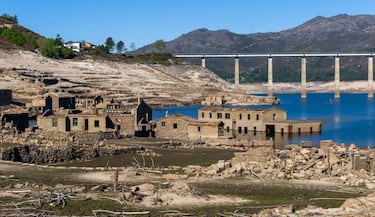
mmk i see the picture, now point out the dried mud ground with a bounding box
[0,153,369,216]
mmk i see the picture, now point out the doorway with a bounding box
[84,119,89,131]
[266,124,275,137]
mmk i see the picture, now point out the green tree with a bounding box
[116,40,125,54]
[90,45,108,55]
[37,37,74,59]
[1,14,18,24]
[154,39,166,53]
[55,33,63,46]
[13,15,18,24]
[0,28,25,46]
[105,37,115,53]
[129,42,136,51]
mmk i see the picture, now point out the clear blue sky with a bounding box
[1,0,374,49]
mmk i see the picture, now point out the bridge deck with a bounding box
[175,53,374,58]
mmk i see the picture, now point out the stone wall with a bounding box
[154,115,191,140]
[1,144,141,164]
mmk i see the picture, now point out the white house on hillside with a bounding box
[64,41,81,52]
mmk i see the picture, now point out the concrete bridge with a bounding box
[175,53,374,99]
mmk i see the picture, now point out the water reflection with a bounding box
[154,93,375,148]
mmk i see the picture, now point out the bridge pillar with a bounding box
[201,57,206,68]
[268,57,273,96]
[235,57,239,87]
[334,56,340,99]
[369,56,374,98]
[301,57,307,99]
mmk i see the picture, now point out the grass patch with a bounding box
[191,180,366,214]
[58,147,239,168]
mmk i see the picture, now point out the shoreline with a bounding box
[240,80,374,94]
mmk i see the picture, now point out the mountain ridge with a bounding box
[137,14,375,82]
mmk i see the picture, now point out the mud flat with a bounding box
[1,138,374,216]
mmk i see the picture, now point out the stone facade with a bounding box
[75,95,103,109]
[107,115,135,137]
[38,113,108,133]
[45,94,76,112]
[199,106,321,136]
[154,114,194,140]
[37,98,152,137]
[187,121,224,140]
[154,114,224,140]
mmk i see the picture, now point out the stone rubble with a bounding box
[181,140,375,189]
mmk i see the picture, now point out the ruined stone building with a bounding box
[37,97,152,137]
[75,95,103,109]
[45,93,76,112]
[0,105,29,132]
[26,98,46,116]
[154,106,321,141]
[199,106,321,136]
[0,89,29,132]
[153,114,224,140]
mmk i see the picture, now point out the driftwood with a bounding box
[218,211,252,217]
[250,169,264,181]
[92,209,150,216]
[163,213,194,216]
[132,155,162,175]
[159,210,194,217]
[5,190,32,193]
[309,197,347,201]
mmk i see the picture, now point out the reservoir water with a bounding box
[153,93,375,148]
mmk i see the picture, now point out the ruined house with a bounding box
[38,110,109,133]
[199,106,321,137]
[75,95,103,109]
[26,98,46,116]
[37,98,152,137]
[154,114,196,140]
[0,105,29,132]
[153,114,224,140]
[96,98,152,136]
[45,93,76,112]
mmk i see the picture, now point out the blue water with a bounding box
[153,93,375,148]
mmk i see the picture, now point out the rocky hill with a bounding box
[137,14,375,82]
[0,49,279,107]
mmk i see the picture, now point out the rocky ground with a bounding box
[1,134,375,216]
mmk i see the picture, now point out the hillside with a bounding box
[137,14,375,82]
[0,49,281,107]
[0,49,212,105]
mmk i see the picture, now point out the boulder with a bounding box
[170,181,191,195]
[216,160,226,172]
[292,172,305,179]
[277,172,285,178]
[365,180,375,190]
[300,148,311,155]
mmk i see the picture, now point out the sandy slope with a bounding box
[0,49,234,105]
